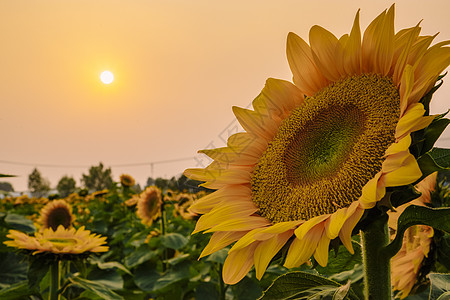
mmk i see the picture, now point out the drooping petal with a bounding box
[285,224,324,268]
[254,230,293,279]
[223,243,259,285]
[383,154,422,187]
[338,206,364,254]
[200,231,247,258]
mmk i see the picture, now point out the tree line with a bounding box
[0,162,211,197]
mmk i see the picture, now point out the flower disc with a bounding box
[38,199,75,230]
[252,74,400,223]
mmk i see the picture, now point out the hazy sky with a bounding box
[2,0,450,191]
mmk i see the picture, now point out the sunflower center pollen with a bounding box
[251,74,400,223]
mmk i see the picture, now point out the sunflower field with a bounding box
[0,179,292,300]
[1,172,450,300]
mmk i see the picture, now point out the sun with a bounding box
[100,70,114,84]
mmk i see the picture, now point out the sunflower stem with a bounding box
[160,205,168,272]
[360,214,392,300]
[49,259,61,300]
[218,263,226,300]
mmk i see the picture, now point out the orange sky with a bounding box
[2,0,450,191]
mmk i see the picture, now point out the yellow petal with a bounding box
[206,216,271,233]
[385,135,411,156]
[227,132,267,155]
[342,9,361,75]
[184,167,251,189]
[232,106,279,141]
[253,220,302,240]
[198,147,259,166]
[338,206,364,254]
[254,231,293,280]
[193,201,258,234]
[286,32,329,96]
[399,64,415,116]
[362,5,395,75]
[325,208,348,239]
[383,154,422,187]
[313,230,331,267]
[309,25,343,81]
[223,243,258,285]
[382,151,411,173]
[393,25,421,86]
[284,224,323,268]
[395,103,435,139]
[254,78,304,119]
[229,227,267,253]
[200,231,247,259]
[294,214,330,240]
[189,185,251,214]
[359,172,384,209]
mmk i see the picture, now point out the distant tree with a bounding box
[28,168,51,197]
[0,182,14,192]
[81,162,113,192]
[57,175,77,197]
[146,177,155,187]
[154,177,168,190]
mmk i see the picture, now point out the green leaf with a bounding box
[316,241,362,278]
[429,148,450,168]
[88,256,132,275]
[382,205,450,258]
[429,273,450,300]
[195,282,220,300]
[205,248,228,264]
[27,256,51,291]
[0,281,36,300]
[420,77,444,115]
[69,276,124,300]
[124,244,156,268]
[160,233,189,250]
[259,271,360,300]
[133,261,191,293]
[87,269,123,290]
[422,118,450,155]
[232,276,263,300]
[4,213,35,233]
[436,233,450,270]
[0,253,27,289]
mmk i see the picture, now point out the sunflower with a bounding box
[184,5,450,284]
[173,193,197,220]
[389,172,437,298]
[4,225,108,255]
[120,174,135,187]
[136,186,162,226]
[38,199,75,231]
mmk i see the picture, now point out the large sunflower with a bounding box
[184,5,450,284]
[4,225,108,255]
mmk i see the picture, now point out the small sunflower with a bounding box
[124,194,140,207]
[185,6,450,284]
[173,193,197,220]
[38,199,75,231]
[4,225,108,255]
[120,174,135,188]
[389,172,437,298]
[136,186,162,226]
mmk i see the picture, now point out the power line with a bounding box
[0,157,194,169]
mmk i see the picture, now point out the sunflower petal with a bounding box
[200,231,247,258]
[285,224,323,268]
[338,206,364,254]
[287,32,329,96]
[310,25,343,81]
[233,106,279,140]
[223,243,258,285]
[383,154,422,187]
[313,230,331,267]
[342,9,361,75]
[295,214,330,240]
[325,208,348,239]
[395,103,435,139]
[254,231,293,280]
